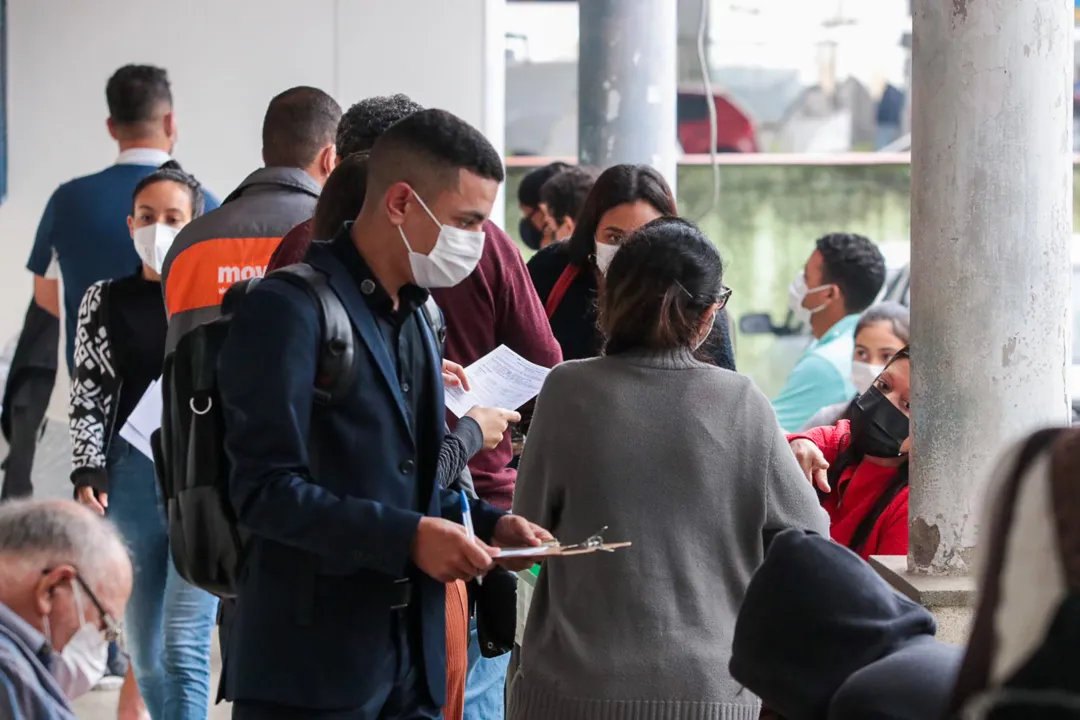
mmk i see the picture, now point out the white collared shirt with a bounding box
[116,148,172,167]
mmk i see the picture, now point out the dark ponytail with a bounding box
[132,160,205,217]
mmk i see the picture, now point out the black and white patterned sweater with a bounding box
[69,271,167,494]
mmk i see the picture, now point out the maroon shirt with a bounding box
[269,217,562,510]
[433,222,562,509]
[267,218,316,271]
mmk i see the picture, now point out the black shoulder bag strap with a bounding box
[269,264,356,404]
[847,465,909,556]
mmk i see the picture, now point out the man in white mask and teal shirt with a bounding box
[772,233,886,432]
[0,499,132,719]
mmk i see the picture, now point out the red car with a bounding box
[677,90,759,154]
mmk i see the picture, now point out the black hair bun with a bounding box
[158,159,183,171]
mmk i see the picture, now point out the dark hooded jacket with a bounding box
[730,529,962,720]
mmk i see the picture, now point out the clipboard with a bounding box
[495,526,631,559]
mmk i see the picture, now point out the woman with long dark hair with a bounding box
[510,217,825,720]
[788,348,912,560]
[527,164,736,369]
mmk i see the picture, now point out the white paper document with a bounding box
[444,345,550,418]
[119,378,163,461]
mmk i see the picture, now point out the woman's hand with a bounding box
[465,407,522,450]
[790,438,831,493]
[76,486,108,515]
[491,515,555,572]
[442,360,470,391]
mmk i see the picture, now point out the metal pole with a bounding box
[578,0,678,192]
[909,0,1072,575]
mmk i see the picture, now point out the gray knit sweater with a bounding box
[509,349,830,720]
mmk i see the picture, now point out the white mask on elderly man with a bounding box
[133,223,181,274]
[46,580,109,699]
[851,361,885,396]
[398,190,485,288]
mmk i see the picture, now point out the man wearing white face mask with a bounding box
[217,109,553,719]
[0,499,132,718]
[772,233,886,432]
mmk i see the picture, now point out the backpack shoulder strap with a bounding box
[545,264,581,320]
[948,427,1066,715]
[1049,428,1080,593]
[421,296,447,358]
[269,264,356,403]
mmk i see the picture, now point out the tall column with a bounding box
[909,0,1072,574]
[579,0,678,191]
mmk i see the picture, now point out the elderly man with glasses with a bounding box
[0,499,132,719]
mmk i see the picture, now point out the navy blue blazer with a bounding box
[217,240,504,710]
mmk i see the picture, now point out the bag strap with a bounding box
[421,296,447,359]
[545,264,582,320]
[847,464,908,556]
[269,265,356,404]
[947,427,1065,716]
[1049,429,1080,594]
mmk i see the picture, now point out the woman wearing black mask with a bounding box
[787,347,911,560]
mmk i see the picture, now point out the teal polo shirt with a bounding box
[772,314,859,432]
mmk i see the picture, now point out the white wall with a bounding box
[1,0,505,418]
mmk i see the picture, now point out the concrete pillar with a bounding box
[908,0,1072,575]
[578,0,678,191]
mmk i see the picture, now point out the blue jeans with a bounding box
[107,438,219,720]
[463,620,510,720]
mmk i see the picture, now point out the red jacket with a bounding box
[787,420,908,560]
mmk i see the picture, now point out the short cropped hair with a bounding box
[815,233,887,314]
[336,94,424,159]
[367,109,504,198]
[262,87,343,169]
[540,166,599,225]
[517,162,571,208]
[0,500,128,587]
[106,65,172,125]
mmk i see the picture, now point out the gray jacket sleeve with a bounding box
[760,393,831,536]
[512,365,566,531]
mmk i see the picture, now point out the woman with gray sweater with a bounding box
[510,217,829,720]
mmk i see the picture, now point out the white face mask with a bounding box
[133,223,180,274]
[595,242,619,275]
[851,360,885,395]
[398,191,485,288]
[46,581,109,699]
[787,270,834,325]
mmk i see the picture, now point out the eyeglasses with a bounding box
[718,286,733,310]
[73,573,122,644]
[42,568,122,644]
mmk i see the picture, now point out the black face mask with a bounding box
[519,217,544,251]
[849,385,910,458]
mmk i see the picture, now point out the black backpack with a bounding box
[152,264,356,597]
[153,263,446,598]
[947,428,1080,719]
